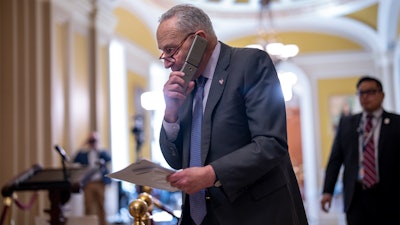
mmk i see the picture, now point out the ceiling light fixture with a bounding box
[247,0,299,65]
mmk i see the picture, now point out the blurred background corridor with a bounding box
[1,0,399,224]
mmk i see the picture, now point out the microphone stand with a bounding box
[54,145,70,181]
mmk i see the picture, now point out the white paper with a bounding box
[106,159,179,192]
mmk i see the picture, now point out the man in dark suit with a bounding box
[321,76,400,225]
[157,4,308,225]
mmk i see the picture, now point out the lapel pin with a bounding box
[384,118,390,124]
[219,79,224,85]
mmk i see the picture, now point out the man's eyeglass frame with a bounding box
[356,89,382,97]
[159,32,196,62]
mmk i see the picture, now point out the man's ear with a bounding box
[195,30,206,39]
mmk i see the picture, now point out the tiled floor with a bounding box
[305,194,347,225]
[308,212,346,225]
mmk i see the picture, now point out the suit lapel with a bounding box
[352,114,362,161]
[378,111,390,162]
[201,43,231,164]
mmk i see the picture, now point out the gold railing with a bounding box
[129,186,178,225]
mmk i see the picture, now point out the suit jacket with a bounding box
[322,111,400,212]
[160,42,308,225]
[73,150,112,185]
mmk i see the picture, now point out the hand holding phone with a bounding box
[181,35,208,88]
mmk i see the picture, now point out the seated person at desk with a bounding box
[73,131,111,225]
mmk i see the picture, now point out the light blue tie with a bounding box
[189,76,207,225]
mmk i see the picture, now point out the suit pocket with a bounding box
[250,165,287,200]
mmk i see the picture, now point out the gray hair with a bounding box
[159,4,216,38]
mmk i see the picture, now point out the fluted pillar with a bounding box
[0,0,117,223]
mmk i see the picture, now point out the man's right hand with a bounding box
[320,193,333,213]
[163,71,195,123]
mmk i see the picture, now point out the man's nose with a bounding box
[164,60,173,68]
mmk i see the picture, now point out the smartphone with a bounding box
[181,35,208,88]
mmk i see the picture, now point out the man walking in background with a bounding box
[321,76,400,225]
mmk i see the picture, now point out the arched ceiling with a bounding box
[114,0,399,57]
[146,0,377,18]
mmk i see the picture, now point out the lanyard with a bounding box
[358,114,380,151]
[361,120,378,151]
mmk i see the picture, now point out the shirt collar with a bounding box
[202,42,221,81]
[363,108,383,119]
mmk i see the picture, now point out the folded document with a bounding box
[106,159,179,192]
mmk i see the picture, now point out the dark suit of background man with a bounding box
[73,131,111,225]
[157,4,308,225]
[321,76,400,225]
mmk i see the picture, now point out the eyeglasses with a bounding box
[159,32,195,62]
[357,89,381,97]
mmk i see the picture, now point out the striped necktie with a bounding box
[189,76,207,225]
[362,114,377,188]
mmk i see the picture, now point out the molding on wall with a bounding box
[115,36,156,77]
[292,50,374,78]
